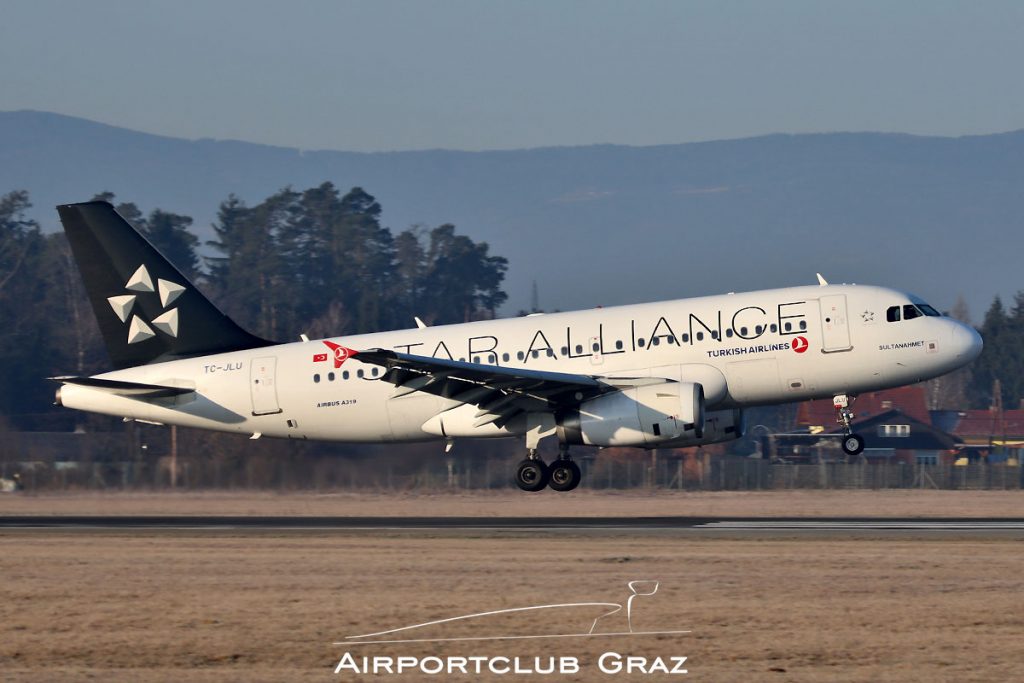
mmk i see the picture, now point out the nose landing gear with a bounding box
[834,394,865,455]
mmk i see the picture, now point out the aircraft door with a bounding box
[250,356,282,415]
[819,295,853,353]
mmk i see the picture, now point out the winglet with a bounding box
[816,273,828,286]
[414,317,428,329]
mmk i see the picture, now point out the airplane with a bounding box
[52,201,983,492]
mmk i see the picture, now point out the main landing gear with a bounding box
[514,444,582,492]
[834,394,865,456]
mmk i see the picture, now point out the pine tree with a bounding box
[969,296,1011,408]
[143,209,200,280]
[0,191,55,424]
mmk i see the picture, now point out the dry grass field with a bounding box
[3,491,1024,681]
[2,488,1024,518]
[3,527,1024,682]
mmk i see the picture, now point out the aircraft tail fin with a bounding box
[56,201,272,369]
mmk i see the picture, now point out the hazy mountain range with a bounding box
[2,109,1021,319]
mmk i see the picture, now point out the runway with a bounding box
[3,515,1024,533]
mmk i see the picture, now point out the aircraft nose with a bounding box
[952,323,983,362]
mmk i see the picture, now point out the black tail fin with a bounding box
[57,201,272,369]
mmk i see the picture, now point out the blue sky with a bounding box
[2,1,1023,151]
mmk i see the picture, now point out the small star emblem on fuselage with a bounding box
[861,310,875,322]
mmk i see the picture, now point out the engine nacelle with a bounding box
[660,409,746,448]
[557,381,705,448]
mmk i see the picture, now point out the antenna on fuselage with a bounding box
[816,273,829,286]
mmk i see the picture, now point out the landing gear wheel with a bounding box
[514,459,549,492]
[548,460,582,492]
[842,433,865,456]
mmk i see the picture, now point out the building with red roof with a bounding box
[945,409,1024,462]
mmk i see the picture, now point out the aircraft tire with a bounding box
[841,433,865,456]
[548,460,582,492]
[514,459,549,492]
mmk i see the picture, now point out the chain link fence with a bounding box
[1,431,1021,492]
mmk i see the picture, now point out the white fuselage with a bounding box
[58,284,981,444]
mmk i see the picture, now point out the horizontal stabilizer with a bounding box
[52,376,195,399]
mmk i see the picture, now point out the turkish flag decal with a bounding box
[313,353,328,363]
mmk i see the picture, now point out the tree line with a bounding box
[0,184,507,429]
[1,182,1022,432]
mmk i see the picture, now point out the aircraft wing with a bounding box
[356,348,626,428]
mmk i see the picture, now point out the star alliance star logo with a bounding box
[861,310,875,322]
[106,264,186,344]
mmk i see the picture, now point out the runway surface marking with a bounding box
[3,516,1024,532]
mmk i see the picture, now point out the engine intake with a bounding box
[557,381,705,448]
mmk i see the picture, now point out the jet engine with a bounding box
[557,381,705,448]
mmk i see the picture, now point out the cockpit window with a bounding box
[903,304,922,320]
[888,303,939,322]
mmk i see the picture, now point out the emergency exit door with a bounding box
[250,357,282,415]
[819,295,853,353]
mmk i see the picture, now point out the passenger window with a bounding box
[575,344,583,354]
[343,371,350,380]
[770,324,778,333]
[592,342,600,352]
[517,351,525,361]
[560,346,568,355]
[531,350,539,359]
[739,327,748,336]
[652,337,660,346]
[357,369,364,378]
[784,322,792,332]
[313,374,320,383]
[615,340,624,350]
[887,306,901,322]
[637,338,645,347]
[726,329,734,338]
[473,356,480,363]
[696,332,704,341]
[903,304,922,320]
[755,325,763,334]
[711,331,719,340]
[799,320,807,330]
[546,349,554,357]
[328,372,335,381]
[682,333,690,343]
[371,367,379,377]
[502,353,510,362]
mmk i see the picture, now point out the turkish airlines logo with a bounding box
[315,340,358,368]
[792,336,809,354]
